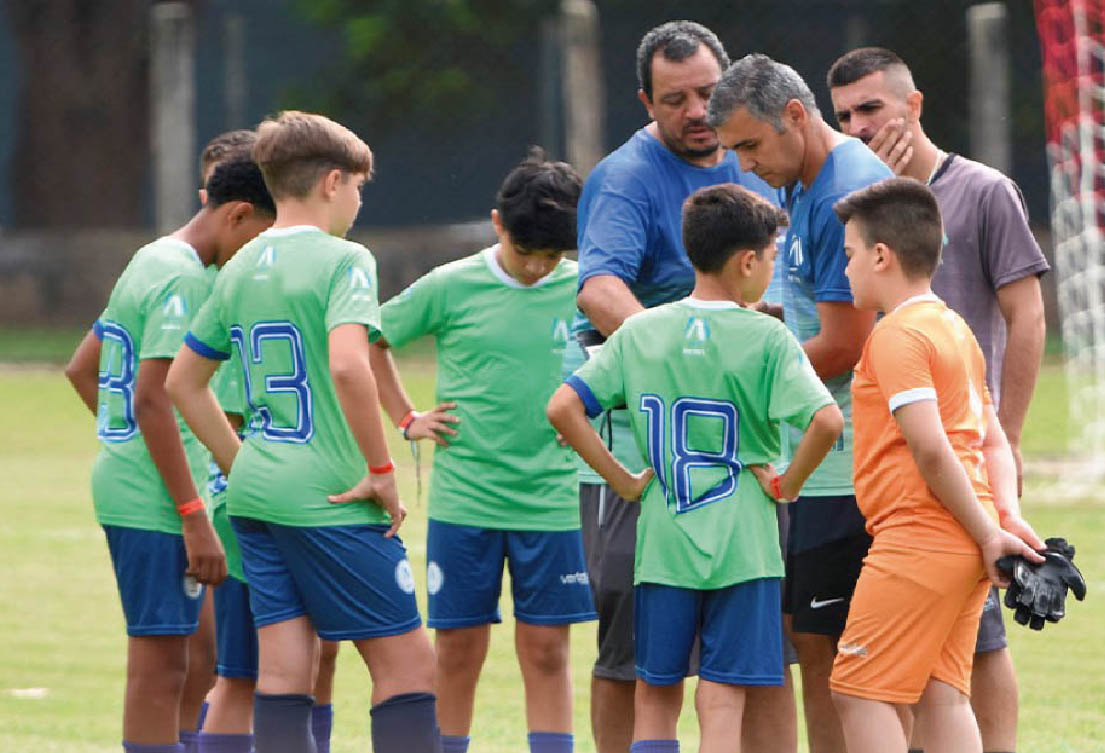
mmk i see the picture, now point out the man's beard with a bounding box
[657,121,719,160]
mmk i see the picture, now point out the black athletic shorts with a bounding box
[783,495,872,636]
[975,585,1007,653]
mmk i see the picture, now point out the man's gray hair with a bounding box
[706,53,819,132]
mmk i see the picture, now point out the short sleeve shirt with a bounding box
[780,138,893,495]
[930,155,1050,406]
[851,295,996,554]
[565,128,783,483]
[380,248,580,531]
[186,225,387,528]
[568,299,834,589]
[90,237,213,534]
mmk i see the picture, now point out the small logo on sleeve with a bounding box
[349,266,374,301]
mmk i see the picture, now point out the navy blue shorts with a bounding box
[426,519,597,629]
[214,574,259,679]
[231,517,421,642]
[635,578,783,687]
[103,525,204,637]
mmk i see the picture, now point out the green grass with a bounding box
[1,350,1102,751]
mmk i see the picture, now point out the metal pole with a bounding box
[151,2,196,233]
[224,12,247,130]
[560,0,603,177]
[968,2,1011,174]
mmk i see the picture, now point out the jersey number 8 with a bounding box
[639,395,742,513]
[231,321,314,443]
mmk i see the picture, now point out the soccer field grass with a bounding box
[0,345,1102,751]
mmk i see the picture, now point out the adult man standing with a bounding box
[567,21,791,753]
[706,53,892,753]
[827,47,1049,753]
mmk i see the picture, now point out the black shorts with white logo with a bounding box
[783,495,872,636]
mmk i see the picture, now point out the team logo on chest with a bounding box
[550,317,569,354]
[788,235,804,268]
[683,316,709,356]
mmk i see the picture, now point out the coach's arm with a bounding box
[803,301,875,381]
[995,275,1046,495]
[577,275,645,337]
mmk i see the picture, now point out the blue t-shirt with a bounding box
[779,137,893,500]
[566,127,781,482]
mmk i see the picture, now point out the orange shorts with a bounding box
[829,540,990,704]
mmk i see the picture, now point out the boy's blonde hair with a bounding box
[252,111,374,200]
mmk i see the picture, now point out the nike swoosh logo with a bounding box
[810,597,845,609]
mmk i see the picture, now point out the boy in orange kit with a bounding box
[828,177,1044,753]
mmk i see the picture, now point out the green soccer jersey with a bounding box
[380,247,580,531]
[91,237,213,534]
[569,299,834,589]
[208,356,246,580]
[187,225,388,528]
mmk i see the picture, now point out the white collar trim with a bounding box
[684,297,741,310]
[482,245,553,289]
[262,225,325,237]
[891,292,941,314]
[160,237,202,266]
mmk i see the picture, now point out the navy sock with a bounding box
[370,692,442,753]
[254,693,316,753]
[629,741,679,753]
[196,733,254,753]
[311,704,333,753]
[122,743,185,753]
[180,730,199,753]
[196,701,210,732]
[441,735,470,753]
[528,731,573,753]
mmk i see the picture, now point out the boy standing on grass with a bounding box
[193,131,342,753]
[828,177,1044,753]
[548,183,844,753]
[166,110,440,753]
[368,149,596,753]
[64,160,276,753]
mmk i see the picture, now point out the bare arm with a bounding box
[327,323,405,535]
[369,338,459,446]
[894,400,1041,584]
[165,347,240,475]
[547,384,652,500]
[137,357,226,585]
[804,302,875,381]
[778,404,844,499]
[577,275,646,337]
[995,275,1046,495]
[65,330,101,415]
[981,403,1044,548]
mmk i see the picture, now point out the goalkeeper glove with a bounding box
[996,537,1087,630]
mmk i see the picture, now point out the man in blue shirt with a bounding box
[566,21,792,753]
[707,53,892,753]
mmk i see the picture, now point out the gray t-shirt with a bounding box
[930,154,1050,407]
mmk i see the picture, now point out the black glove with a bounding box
[996,537,1087,630]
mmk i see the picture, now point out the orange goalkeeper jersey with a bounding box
[851,294,996,553]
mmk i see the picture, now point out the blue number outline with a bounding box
[97,321,137,441]
[231,321,314,443]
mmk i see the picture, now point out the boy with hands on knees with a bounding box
[828,177,1044,753]
[549,184,843,753]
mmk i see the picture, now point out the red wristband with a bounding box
[369,459,395,475]
[770,475,785,501]
[398,410,417,431]
[176,497,205,516]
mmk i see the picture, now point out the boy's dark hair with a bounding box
[252,111,373,200]
[826,47,909,90]
[496,147,582,252]
[636,21,729,101]
[833,177,943,278]
[199,129,257,184]
[682,184,789,273]
[205,158,277,216]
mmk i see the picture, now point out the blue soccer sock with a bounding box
[196,733,253,753]
[528,731,573,753]
[629,741,679,753]
[179,729,199,753]
[441,735,470,753]
[311,703,333,753]
[370,692,441,753]
[254,693,316,753]
[122,743,185,753]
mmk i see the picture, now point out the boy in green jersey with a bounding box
[166,111,440,753]
[369,150,595,753]
[549,184,844,753]
[192,132,341,753]
[64,159,276,753]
